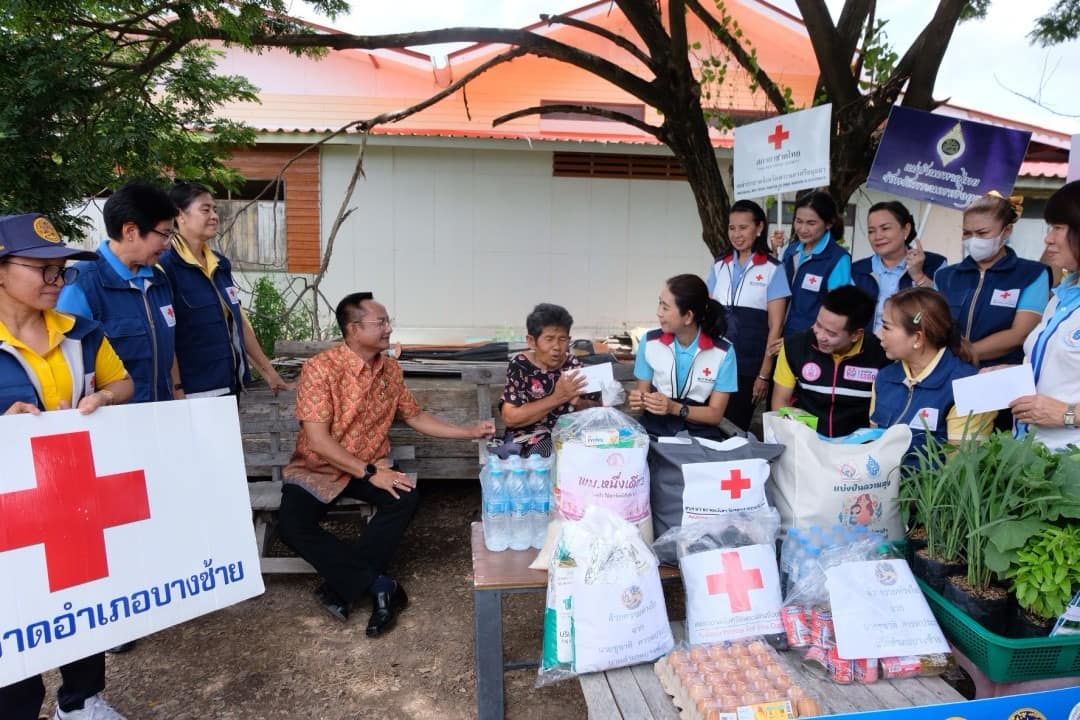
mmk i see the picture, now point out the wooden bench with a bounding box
[468,521,681,720]
[579,622,966,719]
[240,363,503,574]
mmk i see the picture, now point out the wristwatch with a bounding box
[1065,404,1076,429]
[678,403,690,420]
[360,463,378,482]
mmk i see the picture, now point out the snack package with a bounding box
[551,407,652,540]
[763,412,910,540]
[538,506,674,686]
[647,432,785,541]
[655,639,824,718]
[781,537,953,684]
[654,509,785,646]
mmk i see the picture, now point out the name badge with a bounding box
[160,304,177,327]
[225,286,241,305]
[989,288,1020,308]
[801,273,823,292]
[909,407,939,432]
[843,366,879,384]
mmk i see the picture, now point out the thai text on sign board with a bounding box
[733,104,832,199]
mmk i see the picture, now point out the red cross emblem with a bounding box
[165,307,175,319]
[720,468,751,499]
[807,276,818,285]
[1000,291,1011,299]
[920,409,930,418]
[0,432,150,592]
[706,551,764,613]
[755,274,764,281]
[702,367,712,377]
[767,123,790,150]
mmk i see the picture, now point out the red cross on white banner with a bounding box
[767,123,790,150]
[720,468,751,499]
[0,431,150,592]
[706,551,764,613]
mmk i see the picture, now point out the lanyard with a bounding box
[1029,285,1080,386]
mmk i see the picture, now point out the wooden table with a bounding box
[579,622,966,719]
[470,522,680,720]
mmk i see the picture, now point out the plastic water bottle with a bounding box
[507,456,532,551]
[527,455,552,549]
[482,456,510,551]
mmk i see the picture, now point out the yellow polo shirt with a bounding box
[869,348,995,443]
[773,337,866,389]
[0,310,128,410]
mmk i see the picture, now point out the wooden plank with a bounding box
[580,673,622,720]
[628,664,680,720]
[605,665,656,719]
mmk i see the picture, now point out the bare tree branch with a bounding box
[685,0,791,113]
[795,0,860,107]
[893,0,967,109]
[491,103,664,138]
[995,72,1080,118]
[540,12,654,70]
[612,0,672,60]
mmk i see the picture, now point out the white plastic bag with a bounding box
[763,412,910,541]
[538,507,673,685]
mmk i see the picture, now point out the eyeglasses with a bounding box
[352,317,394,330]
[5,261,79,286]
[147,228,177,243]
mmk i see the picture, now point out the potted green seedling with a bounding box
[1005,524,1080,637]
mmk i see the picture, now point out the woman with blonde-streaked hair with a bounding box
[871,287,995,457]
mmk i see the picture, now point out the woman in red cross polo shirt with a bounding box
[0,213,133,720]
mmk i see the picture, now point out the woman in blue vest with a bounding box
[935,192,1050,367]
[852,201,947,333]
[707,200,790,431]
[160,182,292,397]
[629,274,738,440]
[1011,180,1080,452]
[781,191,852,335]
[0,213,134,720]
[871,287,994,458]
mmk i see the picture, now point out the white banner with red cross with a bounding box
[681,458,770,526]
[733,104,832,200]
[0,397,264,686]
[681,544,783,645]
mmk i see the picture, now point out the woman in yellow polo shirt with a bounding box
[0,213,133,720]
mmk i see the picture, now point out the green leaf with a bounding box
[985,544,1016,574]
[987,518,1049,552]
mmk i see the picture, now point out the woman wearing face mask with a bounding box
[781,190,853,336]
[852,201,947,332]
[935,192,1050,367]
[706,200,790,431]
[159,182,293,398]
[629,274,738,440]
[1011,181,1080,451]
[872,287,995,458]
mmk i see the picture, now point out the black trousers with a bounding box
[725,373,762,433]
[278,477,420,604]
[0,652,105,720]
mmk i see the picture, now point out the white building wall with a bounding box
[312,144,713,343]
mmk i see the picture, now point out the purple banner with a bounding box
[867,106,1031,209]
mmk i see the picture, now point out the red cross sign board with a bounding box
[681,544,783,644]
[0,396,264,686]
[681,458,769,525]
[733,104,832,200]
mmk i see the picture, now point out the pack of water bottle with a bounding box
[779,524,884,596]
[481,454,554,552]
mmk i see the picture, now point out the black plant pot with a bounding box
[1007,605,1056,639]
[910,548,965,593]
[905,537,927,563]
[943,575,1012,636]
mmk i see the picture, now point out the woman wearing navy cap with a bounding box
[0,213,133,719]
[160,182,292,398]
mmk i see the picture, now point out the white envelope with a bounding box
[952,364,1036,415]
[570,362,615,393]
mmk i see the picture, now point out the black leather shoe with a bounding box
[366,582,408,637]
[107,641,136,654]
[315,582,351,623]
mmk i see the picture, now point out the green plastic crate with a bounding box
[918,578,1080,682]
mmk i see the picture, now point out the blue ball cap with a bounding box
[0,213,97,261]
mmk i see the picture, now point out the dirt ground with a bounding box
[41,479,587,720]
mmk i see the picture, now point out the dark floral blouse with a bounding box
[500,352,582,436]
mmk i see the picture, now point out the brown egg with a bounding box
[744,667,765,683]
[797,696,823,717]
[771,674,792,691]
[703,671,727,689]
[747,639,770,656]
[707,644,729,660]
[689,646,709,662]
[742,692,765,706]
[717,694,739,712]
[668,650,690,668]
[734,655,755,669]
[764,662,785,677]
[730,681,749,697]
[689,682,713,703]
[729,642,750,657]
[712,658,737,674]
